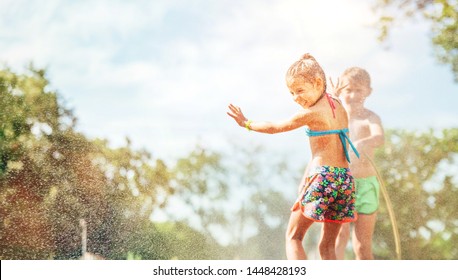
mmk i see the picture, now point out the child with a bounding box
[227,53,359,260]
[331,67,385,260]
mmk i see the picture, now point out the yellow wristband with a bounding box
[245,120,253,131]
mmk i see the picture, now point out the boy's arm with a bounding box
[356,113,385,149]
[227,104,312,134]
[329,77,348,98]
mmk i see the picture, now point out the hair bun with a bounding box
[300,53,314,60]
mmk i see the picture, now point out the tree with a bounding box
[0,67,227,259]
[110,144,231,260]
[374,0,458,81]
[1,66,79,258]
[219,143,305,259]
[372,128,458,259]
[170,146,229,238]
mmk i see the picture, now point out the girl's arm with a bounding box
[227,104,310,134]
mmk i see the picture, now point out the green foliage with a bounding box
[1,67,79,259]
[220,143,300,259]
[373,128,458,259]
[0,67,228,259]
[171,146,229,234]
[432,0,458,81]
[231,189,292,260]
[108,218,225,260]
[374,0,458,81]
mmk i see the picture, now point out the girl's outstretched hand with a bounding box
[227,104,248,127]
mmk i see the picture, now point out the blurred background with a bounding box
[1,0,457,259]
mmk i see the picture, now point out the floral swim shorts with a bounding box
[291,165,357,223]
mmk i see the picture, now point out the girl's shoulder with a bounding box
[310,101,348,129]
[296,107,327,128]
[294,107,320,121]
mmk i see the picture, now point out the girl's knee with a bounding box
[318,240,337,259]
[285,228,304,242]
[339,224,351,237]
[285,212,313,242]
[319,239,335,251]
[337,229,350,243]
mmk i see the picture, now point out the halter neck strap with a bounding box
[325,93,336,118]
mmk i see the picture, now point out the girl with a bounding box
[227,53,359,260]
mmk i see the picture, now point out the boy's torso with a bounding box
[348,109,378,178]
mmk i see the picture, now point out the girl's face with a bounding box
[287,76,322,108]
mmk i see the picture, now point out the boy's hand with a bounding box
[329,77,348,97]
[227,104,248,127]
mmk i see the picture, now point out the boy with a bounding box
[332,67,384,259]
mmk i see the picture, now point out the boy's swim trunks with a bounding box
[291,165,357,223]
[354,176,380,215]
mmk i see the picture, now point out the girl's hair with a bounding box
[341,67,371,88]
[286,53,326,93]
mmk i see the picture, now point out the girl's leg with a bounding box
[319,222,343,260]
[335,223,351,259]
[285,210,314,260]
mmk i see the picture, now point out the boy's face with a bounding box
[338,78,371,105]
[287,76,322,108]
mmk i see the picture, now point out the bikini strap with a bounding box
[325,93,336,118]
[305,128,360,163]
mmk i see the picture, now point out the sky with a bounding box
[1,0,458,165]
